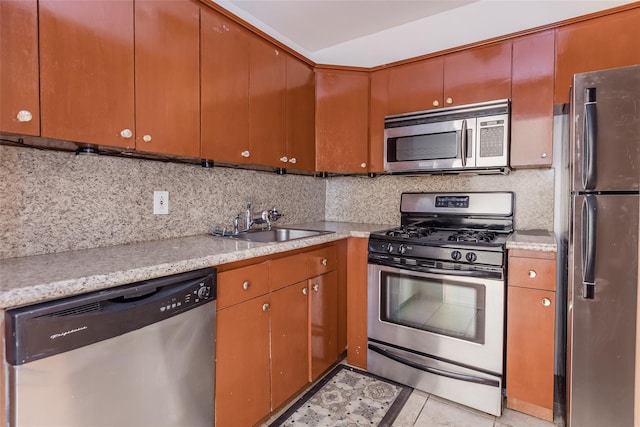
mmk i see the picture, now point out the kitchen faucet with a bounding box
[237,203,283,233]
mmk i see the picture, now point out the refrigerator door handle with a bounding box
[582,195,597,299]
[583,98,598,190]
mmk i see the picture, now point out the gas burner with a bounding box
[385,226,433,239]
[447,230,498,244]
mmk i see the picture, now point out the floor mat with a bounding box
[269,364,413,427]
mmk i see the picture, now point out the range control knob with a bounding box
[398,244,406,255]
[197,286,210,299]
[466,252,477,263]
[385,243,394,254]
[451,250,462,261]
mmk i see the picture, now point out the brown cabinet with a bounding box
[506,249,556,421]
[510,30,555,168]
[200,9,250,164]
[387,57,444,114]
[39,0,200,156]
[346,237,369,370]
[249,36,287,168]
[315,69,369,173]
[0,0,40,136]
[368,69,389,173]
[285,55,316,171]
[555,7,640,104]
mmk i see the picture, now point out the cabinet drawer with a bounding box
[307,245,338,277]
[217,262,270,309]
[508,257,556,291]
[270,253,309,292]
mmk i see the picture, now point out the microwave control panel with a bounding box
[478,120,505,158]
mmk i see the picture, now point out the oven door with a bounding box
[367,263,504,374]
[384,118,476,172]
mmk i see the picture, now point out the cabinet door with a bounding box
[249,36,287,168]
[511,30,555,168]
[506,286,555,421]
[39,0,135,148]
[200,9,250,163]
[369,69,388,173]
[0,0,39,136]
[285,55,315,171]
[388,57,444,114]
[216,296,271,427]
[443,41,512,107]
[555,7,640,104]
[134,0,200,157]
[315,69,369,173]
[309,270,338,381]
[270,282,309,410]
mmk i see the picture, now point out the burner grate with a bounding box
[385,226,434,239]
[447,230,497,244]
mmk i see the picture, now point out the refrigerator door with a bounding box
[568,193,639,427]
[571,65,640,193]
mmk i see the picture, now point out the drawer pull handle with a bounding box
[527,270,537,279]
[541,298,551,307]
[321,258,328,266]
[262,303,270,312]
[242,281,250,290]
[302,287,308,295]
[312,284,319,292]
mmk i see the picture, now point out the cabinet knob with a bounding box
[302,287,308,295]
[142,134,152,143]
[360,162,367,169]
[446,97,453,105]
[241,150,250,158]
[262,303,270,312]
[289,157,297,164]
[280,156,288,163]
[242,281,250,290]
[312,284,319,292]
[540,152,548,159]
[16,110,32,122]
[222,24,229,32]
[527,270,537,279]
[321,258,328,266]
[541,298,552,307]
[432,100,439,107]
[120,128,133,139]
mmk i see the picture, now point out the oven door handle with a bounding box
[368,343,500,388]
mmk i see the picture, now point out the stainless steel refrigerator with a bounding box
[567,64,640,427]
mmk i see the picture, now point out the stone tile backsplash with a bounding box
[1,145,555,259]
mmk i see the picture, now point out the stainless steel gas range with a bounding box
[367,192,514,416]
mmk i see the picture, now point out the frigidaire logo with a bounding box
[50,326,88,340]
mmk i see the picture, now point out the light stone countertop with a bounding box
[507,230,557,252]
[0,222,391,309]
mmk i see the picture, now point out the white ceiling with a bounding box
[212,0,635,68]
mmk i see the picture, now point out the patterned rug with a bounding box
[269,364,413,427]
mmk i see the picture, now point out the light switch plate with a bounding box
[153,191,169,215]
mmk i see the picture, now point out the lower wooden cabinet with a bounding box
[309,270,338,381]
[506,249,556,422]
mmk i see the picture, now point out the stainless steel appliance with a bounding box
[567,65,640,427]
[367,192,514,416]
[5,268,217,427]
[384,99,510,174]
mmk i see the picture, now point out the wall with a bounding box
[325,169,555,230]
[0,146,326,259]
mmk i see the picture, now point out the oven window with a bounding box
[380,272,485,344]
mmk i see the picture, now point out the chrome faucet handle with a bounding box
[269,207,283,222]
[233,214,240,234]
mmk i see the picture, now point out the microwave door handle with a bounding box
[459,119,467,167]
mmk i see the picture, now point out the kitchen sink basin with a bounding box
[229,228,333,243]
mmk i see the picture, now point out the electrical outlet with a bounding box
[153,191,169,215]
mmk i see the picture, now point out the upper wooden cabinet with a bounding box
[249,36,287,168]
[510,30,555,168]
[134,0,200,157]
[39,0,200,156]
[443,41,512,107]
[369,69,388,174]
[39,0,135,149]
[387,57,444,114]
[285,55,316,171]
[555,7,640,104]
[315,69,369,173]
[200,9,250,164]
[0,0,40,136]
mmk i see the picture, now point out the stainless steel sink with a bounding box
[229,228,332,243]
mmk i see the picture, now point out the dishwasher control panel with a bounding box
[159,279,213,313]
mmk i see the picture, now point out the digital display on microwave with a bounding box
[435,196,470,208]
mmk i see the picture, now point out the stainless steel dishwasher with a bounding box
[5,267,217,427]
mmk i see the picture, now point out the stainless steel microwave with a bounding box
[384,99,510,174]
